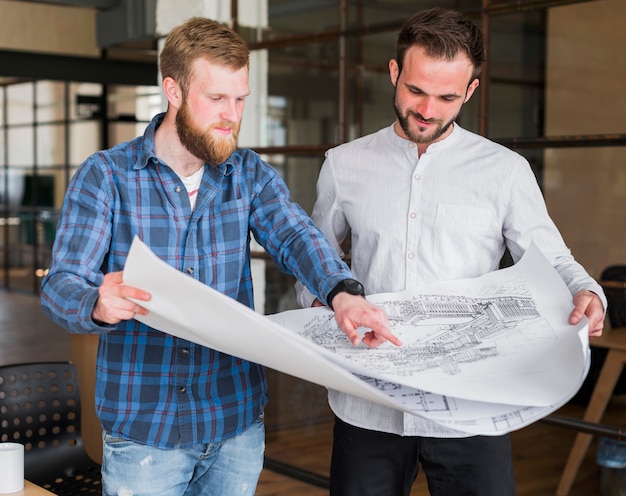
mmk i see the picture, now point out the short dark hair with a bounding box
[396,7,485,80]
[159,17,249,97]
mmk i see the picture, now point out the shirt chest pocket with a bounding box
[432,204,499,269]
[204,199,248,261]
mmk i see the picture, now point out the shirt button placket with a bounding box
[407,164,422,283]
[178,345,190,396]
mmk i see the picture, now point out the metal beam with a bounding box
[498,134,626,149]
[0,49,157,86]
[542,415,626,440]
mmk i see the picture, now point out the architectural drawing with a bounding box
[352,372,579,435]
[283,285,578,435]
[299,286,549,380]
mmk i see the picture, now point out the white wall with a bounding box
[0,1,98,56]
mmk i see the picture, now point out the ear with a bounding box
[162,76,183,109]
[389,59,400,87]
[464,78,480,103]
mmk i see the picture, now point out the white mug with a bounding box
[0,442,24,493]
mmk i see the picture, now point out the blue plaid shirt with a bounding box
[41,113,352,448]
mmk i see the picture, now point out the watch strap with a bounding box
[327,278,365,311]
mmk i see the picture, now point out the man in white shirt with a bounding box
[296,7,606,496]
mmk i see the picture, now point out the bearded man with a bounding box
[296,7,605,496]
[41,17,398,496]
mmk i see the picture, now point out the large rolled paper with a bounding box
[0,443,24,493]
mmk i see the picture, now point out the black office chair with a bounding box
[0,361,102,495]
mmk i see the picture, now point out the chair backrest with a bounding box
[0,362,88,481]
[600,265,626,329]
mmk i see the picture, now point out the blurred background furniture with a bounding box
[0,361,102,495]
[70,334,103,464]
[556,270,626,495]
[601,265,626,328]
[573,266,626,403]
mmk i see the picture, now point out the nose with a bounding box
[220,99,242,124]
[415,96,436,120]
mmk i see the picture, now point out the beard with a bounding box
[393,88,458,145]
[175,100,239,165]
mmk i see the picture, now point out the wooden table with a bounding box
[13,481,55,496]
[557,327,626,495]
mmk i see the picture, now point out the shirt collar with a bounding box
[134,112,164,170]
[386,120,464,153]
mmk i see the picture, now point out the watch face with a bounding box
[338,279,364,295]
[346,279,364,294]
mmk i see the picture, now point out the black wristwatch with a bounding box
[327,278,366,311]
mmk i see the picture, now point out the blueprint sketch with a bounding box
[123,238,590,435]
[270,281,584,407]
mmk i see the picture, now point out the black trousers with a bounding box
[330,416,516,496]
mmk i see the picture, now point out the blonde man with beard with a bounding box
[41,17,398,496]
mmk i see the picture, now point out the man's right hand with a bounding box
[331,292,402,348]
[92,271,151,325]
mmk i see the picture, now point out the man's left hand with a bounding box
[569,290,605,338]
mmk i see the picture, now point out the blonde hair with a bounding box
[159,17,249,96]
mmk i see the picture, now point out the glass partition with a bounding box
[0,81,160,292]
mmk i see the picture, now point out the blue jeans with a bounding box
[101,414,265,496]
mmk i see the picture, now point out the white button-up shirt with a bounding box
[297,122,605,437]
